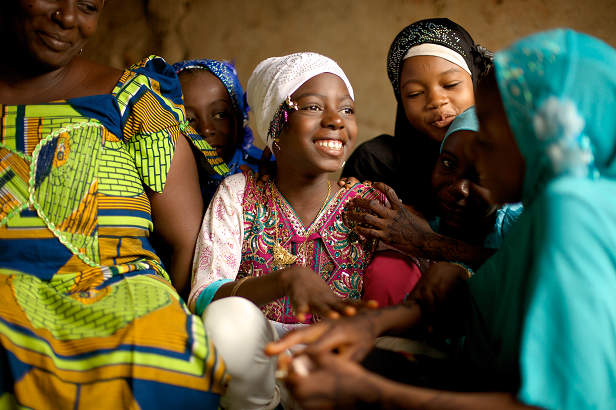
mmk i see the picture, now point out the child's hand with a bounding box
[337,176,372,189]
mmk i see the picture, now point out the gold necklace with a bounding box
[272,180,331,267]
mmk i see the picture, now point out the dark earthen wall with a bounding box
[86,0,616,154]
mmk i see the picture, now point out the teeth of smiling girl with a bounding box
[315,140,343,150]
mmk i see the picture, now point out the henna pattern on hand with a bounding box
[384,205,471,261]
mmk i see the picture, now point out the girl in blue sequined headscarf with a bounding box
[268,29,616,410]
[173,59,262,206]
[342,18,493,215]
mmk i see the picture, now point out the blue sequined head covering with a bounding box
[387,18,493,99]
[172,59,254,150]
[440,106,479,153]
[382,19,493,218]
[494,29,615,203]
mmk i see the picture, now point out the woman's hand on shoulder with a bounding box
[344,182,435,257]
[240,146,276,186]
[337,176,373,189]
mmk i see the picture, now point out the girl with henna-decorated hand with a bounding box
[346,107,522,269]
[269,29,616,410]
[338,19,499,307]
[350,107,522,307]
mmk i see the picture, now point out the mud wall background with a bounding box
[86,0,616,158]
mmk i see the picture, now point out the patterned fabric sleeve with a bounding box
[189,173,247,314]
[116,56,228,194]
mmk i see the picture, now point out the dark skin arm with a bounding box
[211,265,364,322]
[147,133,203,297]
[266,262,469,359]
[345,182,496,270]
[285,353,539,410]
[277,263,535,409]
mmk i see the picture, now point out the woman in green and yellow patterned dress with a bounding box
[0,1,230,408]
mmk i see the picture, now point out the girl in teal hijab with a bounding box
[465,28,616,409]
[266,29,616,410]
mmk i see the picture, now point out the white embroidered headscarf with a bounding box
[247,52,354,149]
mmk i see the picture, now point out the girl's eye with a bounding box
[444,82,461,89]
[340,107,355,115]
[186,117,196,124]
[78,1,98,13]
[213,111,230,119]
[407,92,422,99]
[306,105,321,111]
[442,159,457,169]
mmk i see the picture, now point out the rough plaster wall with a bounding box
[86,0,616,157]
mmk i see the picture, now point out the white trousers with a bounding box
[202,297,281,410]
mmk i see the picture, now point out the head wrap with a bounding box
[464,32,616,408]
[440,105,479,153]
[404,43,472,77]
[388,18,492,98]
[384,18,492,215]
[247,52,354,150]
[493,29,615,203]
[172,59,254,150]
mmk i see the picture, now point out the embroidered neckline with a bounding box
[269,180,344,235]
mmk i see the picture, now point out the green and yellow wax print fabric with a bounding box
[0,56,229,409]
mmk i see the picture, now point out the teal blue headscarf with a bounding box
[463,29,616,410]
[435,105,522,249]
[440,106,479,153]
[495,29,615,203]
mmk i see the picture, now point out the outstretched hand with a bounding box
[284,353,382,410]
[280,265,376,322]
[266,304,380,362]
[344,182,437,258]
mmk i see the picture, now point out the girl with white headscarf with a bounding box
[194,52,387,409]
[269,29,616,410]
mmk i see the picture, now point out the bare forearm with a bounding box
[409,233,496,270]
[359,302,424,339]
[212,270,286,307]
[148,134,204,296]
[166,236,199,296]
[354,202,496,269]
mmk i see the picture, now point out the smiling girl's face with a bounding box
[399,55,475,142]
[276,73,357,177]
[431,130,498,228]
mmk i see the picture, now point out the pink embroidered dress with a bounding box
[189,171,386,328]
